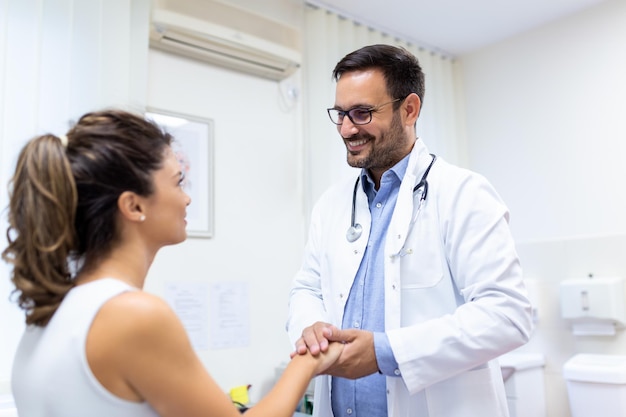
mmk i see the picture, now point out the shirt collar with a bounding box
[360,153,411,194]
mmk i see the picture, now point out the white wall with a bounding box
[459,0,626,415]
[461,0,626,242]
[145,48,306,401]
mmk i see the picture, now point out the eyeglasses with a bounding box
[327,98,402,126]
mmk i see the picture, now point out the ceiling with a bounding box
[308,0,609,56]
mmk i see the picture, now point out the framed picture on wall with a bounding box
[146,108,214,238]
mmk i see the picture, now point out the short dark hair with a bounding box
[332,44,425,109]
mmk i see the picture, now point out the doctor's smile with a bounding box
[345,137,370,151]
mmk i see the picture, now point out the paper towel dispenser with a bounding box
[560,276,626,336]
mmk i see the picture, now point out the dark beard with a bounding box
[346,112,407,170]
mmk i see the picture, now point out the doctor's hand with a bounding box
[321,328,379,379]
[292,321,338,357]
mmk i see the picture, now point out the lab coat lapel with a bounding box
[387,141,432,256]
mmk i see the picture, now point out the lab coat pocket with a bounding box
[397,210,445,289]
[399,253,451,325]
[399,255,443,288]
[424,364,509,417]
[398,233,444,289]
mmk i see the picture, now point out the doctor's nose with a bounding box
[339,117,359,137]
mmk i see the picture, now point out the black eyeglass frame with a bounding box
[326,98,403,126]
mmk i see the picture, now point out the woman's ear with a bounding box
[118,191,145,223]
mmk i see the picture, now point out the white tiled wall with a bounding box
[514,234,626,417]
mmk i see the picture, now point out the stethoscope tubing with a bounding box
[346,154,437,243]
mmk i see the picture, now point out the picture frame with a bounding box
[146,108,215,238]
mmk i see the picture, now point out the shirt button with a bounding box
[394,369,401,376]
[376,202,382,208]
[346,408,353,415]
[353,321,360,328]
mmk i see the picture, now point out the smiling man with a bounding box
[287,44,533,417]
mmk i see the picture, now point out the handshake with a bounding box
[290,322,380,379]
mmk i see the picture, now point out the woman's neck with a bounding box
[75,245,153,289]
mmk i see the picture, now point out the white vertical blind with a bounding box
[302,4,465,217]
[0,0,150,387]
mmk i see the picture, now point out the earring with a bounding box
[139,215,146,222]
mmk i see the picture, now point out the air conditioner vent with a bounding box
[149,1,301,81]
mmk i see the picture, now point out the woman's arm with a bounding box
[87,290,341,417]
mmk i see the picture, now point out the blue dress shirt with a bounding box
[331,155,409,417]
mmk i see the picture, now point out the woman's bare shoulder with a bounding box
[94,290,186,345]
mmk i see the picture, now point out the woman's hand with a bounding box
[312,340,344,375]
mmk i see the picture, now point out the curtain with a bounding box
[0,0,150,385]
[301,4,466,216]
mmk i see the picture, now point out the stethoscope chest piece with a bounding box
[346,224,363,242]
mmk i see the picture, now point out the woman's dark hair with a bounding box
[332,44,425,110]
[2,109,172,326]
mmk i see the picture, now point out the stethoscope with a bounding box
[346,154,437,242]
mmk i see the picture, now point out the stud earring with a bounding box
[140,215,146,222]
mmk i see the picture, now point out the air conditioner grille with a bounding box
[160,35,296,73]
[149,6,301,81]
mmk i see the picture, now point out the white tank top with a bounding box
[12,278,159,417]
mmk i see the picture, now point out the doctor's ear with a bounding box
[117,191,146,223]
[402,93,421,123]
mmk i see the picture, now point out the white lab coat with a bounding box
[287,139,533,417]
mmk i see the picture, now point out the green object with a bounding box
[304,393,313,415]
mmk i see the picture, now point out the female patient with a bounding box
[2,109,341,417]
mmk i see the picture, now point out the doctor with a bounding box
[287,44,533,417]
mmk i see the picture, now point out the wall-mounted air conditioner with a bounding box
[149,0,301,81]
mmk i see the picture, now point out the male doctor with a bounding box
[287,44,533,417]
